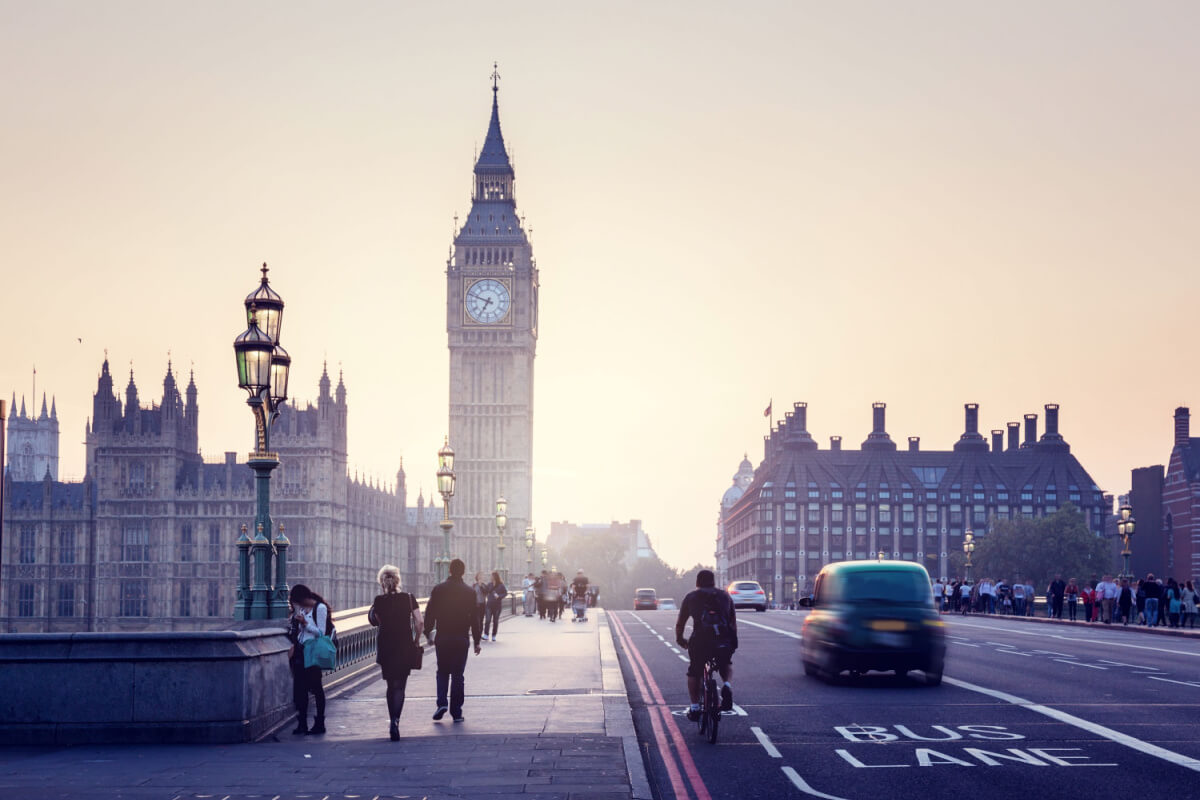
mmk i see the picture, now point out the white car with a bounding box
[658,598,678,612]
[728,581,768,612]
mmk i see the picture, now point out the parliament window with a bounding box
[19,525,36,564]
[57,583,75,617]
[807,504,821,523]
[122,524,149,562]
[207,582,221,617]
[120,581,148,617]
[180,524,194,562]
[179,583,192,617]
[59,527,76,564]
[17,583,36,617]
[208,525,222,562]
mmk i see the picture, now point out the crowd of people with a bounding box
[285,562,599,741]
[931,573,1199,628]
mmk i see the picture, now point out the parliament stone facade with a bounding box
[1,359,440,632]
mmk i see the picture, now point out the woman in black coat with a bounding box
[369,564,423,741]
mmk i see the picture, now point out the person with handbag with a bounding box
[484,571,508,641]
[473,572,492,640]
[369,564,424,741]
[287,584,333,736]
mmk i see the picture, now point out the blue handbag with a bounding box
[304,633,337,670]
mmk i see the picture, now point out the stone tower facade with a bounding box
[6,393,60,481]
[446,75,539,576]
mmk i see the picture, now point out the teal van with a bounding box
[801,560,945,686]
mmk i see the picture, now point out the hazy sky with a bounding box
[3,2,1199,569]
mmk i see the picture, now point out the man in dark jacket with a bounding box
[424,559,482,722]
[675,569,737,719]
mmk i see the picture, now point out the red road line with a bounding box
[612,613,714,800]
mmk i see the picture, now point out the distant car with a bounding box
[634,588,659,610]
[658,598,678,612]
[801,560,945,686]
[728,581,768,612]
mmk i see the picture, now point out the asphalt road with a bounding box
[608,609,1200,800]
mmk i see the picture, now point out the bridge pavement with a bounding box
[0,609,649,800]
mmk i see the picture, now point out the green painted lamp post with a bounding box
[525,526,534,572]
[963,530,975,584]
[540,546,548,570]
[232,264,291,620]
[1118,504,1135,580]
[495,495,508,583]
[435,438,456,584]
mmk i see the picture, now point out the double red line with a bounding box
[610,613,713,800]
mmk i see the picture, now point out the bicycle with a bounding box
[696,655,721,744]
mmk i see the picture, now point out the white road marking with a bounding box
[1148,676,1200,688]
[750,726,782,757]
[1052,659,1105,669]
[731,703,748,716]
[782,767,851,800]
[944,676,1200,773]
[739,618,804,640]
[949,620,1200,657]
[951,642,981,647]
[1098,659,1160,670]
[678,655,689,662]
[994,649,1032,656]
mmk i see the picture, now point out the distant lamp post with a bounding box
[232,263,291,620]
[963,531,975,583]
[495,495,508,583]
[540,546,548,569]
[435,438,456,583]
[525,526,535,571]
[1118,504,1136,580]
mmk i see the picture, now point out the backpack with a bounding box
[694,590,734,643]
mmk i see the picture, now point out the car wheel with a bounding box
[803,659,818,677]
[893,669,909,681]
[924,661,944,687]
[756,605,767,613]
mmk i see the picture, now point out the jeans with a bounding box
[1144,597,1159,626]
[1067,600,1077,621]
[435,635,470,716]
[1013,598,1025,617]
[484,602,501,638]
[1051,596,1064,619]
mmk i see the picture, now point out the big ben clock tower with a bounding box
[446,68,539,576]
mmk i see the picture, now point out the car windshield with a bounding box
[734,583,760,591]
[833,570,931,606]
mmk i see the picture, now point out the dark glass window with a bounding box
[56,583,75,617]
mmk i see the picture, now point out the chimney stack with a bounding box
[1044,404,1060,437]
[964,403,979,434]
[1007,422,1020,451]
[1175,407,1190,447]
[794,402,807,431]
[908,436,920,452]
[991,430,1004,452]
[863,403,896,450]
[954,403,988,451]
[1023,414,1038,448]
[830,436,842,451]
[873,402,886,434]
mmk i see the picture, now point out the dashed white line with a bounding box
[750,726,781,758]
[1148,676,1200,688]
[1053,659,1105,669]
[738,618,804,640]
[994,649,1032,656]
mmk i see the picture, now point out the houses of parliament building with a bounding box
[1,360,442,632]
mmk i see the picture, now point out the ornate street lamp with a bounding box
[232,264,291,620]
[963,530,975,584]
[1118,504,1135,580]
[525,526,535,571]
[540,546,548,568]
[435,438,456,583]
[495,495,508,583]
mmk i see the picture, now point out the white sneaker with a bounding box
[482,635,489,641]
[491,634,497,641]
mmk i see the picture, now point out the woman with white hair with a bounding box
[369,564,423,741]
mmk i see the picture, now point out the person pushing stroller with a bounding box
[570,569,590,622]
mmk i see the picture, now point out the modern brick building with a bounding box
[719,401,1108,605]
[1,359,440,632]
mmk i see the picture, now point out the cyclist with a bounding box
[675,569,737,720]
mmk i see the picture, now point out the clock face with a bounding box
[465,279,511,324]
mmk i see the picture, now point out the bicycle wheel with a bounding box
[705,677,720,743]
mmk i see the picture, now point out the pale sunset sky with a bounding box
[2,2,1198,569]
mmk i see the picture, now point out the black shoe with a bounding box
[389,719,400,741]
[452,715,465,723]
[292,721,308,735]
[307,718,326,735]
[432,706,448,721]
[720,685,733,712]
[686,707,700,722]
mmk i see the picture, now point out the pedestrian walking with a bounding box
[1048,574,1066,619]
[484,571,507,641]
[1023,580,1035,616]
[536,570,548,619]
[1142,574,1161,627]
[1065,579,1080,622]
[369,564,423,741]
[1012,581,1026,617]
[1118,578,1133,626]
[1166,578,1183,628]
[522,573,536,617]
[1182,581,1198,629]
[287,584,332,736]
[425,558,483,723]
[473,572,491,640]
[958,580,971,614]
